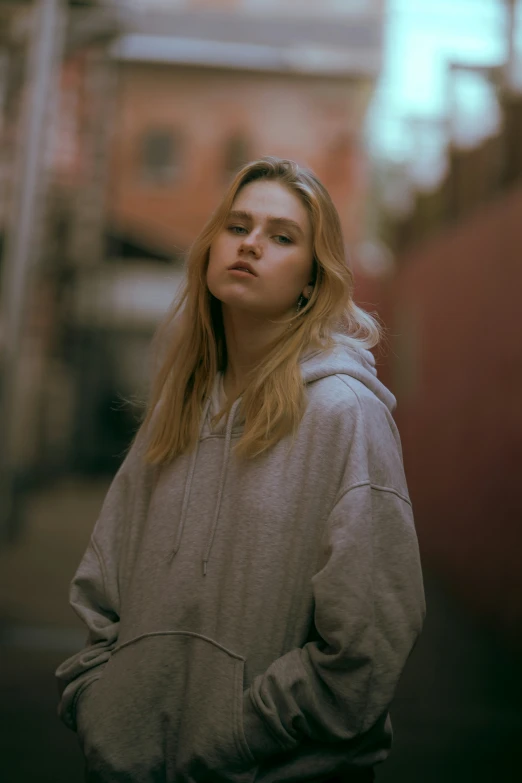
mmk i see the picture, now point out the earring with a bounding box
[296,295,305,314]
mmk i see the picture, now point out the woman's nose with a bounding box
[240,232,261,257]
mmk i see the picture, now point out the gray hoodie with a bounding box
[56,336,425,783]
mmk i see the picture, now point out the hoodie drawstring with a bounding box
[169,396,212,561]
[202,398,241,576]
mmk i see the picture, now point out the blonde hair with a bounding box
[142,156,381,462]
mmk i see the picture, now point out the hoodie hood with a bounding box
[300,334,396,413]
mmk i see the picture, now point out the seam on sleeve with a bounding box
[90,536,108,598]
[335,481,412,508]
[369,484,412,506]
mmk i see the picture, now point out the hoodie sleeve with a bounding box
[242,392,425,762]
[55,448,136,731]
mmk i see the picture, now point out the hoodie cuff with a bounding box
[67,675,101,733]
[242,689,289,763]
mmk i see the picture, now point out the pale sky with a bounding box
[368,0,522,184]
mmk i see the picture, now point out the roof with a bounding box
[110,8,383,78]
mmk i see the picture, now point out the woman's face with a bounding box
[207,179,314,320]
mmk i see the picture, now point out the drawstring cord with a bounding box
[202,398,242,576]
[169,396,212,561]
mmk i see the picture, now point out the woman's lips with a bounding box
[228,267,256,277]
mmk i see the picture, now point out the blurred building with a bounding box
[52,0,385,261]
[104,0,384,254]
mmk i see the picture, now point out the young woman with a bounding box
[56,157,425,783]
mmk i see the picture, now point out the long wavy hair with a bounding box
[141,156,381,462]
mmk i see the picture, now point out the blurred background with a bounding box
[0,0,521,780]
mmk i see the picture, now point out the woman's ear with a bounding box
[302,284,314,299]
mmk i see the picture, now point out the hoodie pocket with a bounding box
[78,631,257,783]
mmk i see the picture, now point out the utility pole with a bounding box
[0,0,65,541]
[504,0,519,90]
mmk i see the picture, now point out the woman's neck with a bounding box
[222,307,286,400]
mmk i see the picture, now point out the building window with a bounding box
[224,133,251,179]
[140,129,182,184]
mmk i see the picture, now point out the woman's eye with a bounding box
[229,225,247,235]
[274,235,292,245]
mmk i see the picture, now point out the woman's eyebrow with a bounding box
[227,210,252,222]
[267,216,304,238]
[227,210,305,239]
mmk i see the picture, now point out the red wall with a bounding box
[383,186,522,645]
